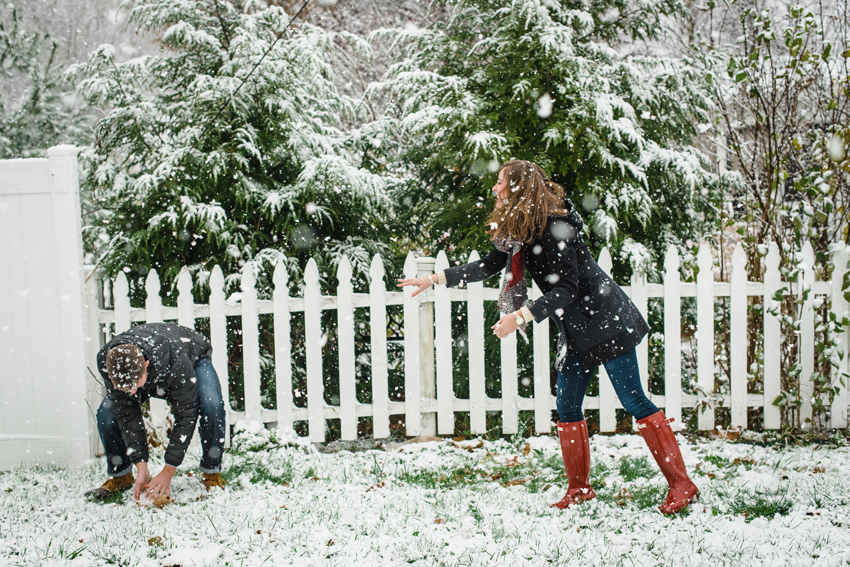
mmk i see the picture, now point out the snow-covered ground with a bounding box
[1,425,849,567]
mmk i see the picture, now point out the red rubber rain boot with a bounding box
[637,410,699,514]
[551,420,596,509]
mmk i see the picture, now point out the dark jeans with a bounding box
[556,348,658,423]
[97,357,226,476]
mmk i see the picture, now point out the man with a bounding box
[85,322,226,501]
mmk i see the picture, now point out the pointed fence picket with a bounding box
[241,266,262,423]
[629,261,649,433]
[370,255,390,439]
[763,243,782,430]
[303,259,324,442]
[434,251,455,435]
[800,243,816,429]
[730,243,748,429]
[696,242,715,431]
[144,270,168,422]
[336,257,357,440]
[831,246,850,429]
[209,266,231,445]
[531,280,552,434]
[273,260,294,434]
[467,251,487,435]
[402,253,422,437]
[86,241,850,444]
[663,246,683,427]
[597,248,618,433]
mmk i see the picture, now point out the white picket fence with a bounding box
[85,241,850,442]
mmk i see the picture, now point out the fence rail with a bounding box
[85,240,850,443]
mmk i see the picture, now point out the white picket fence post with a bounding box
[763,243,782,429]
[663,246,682,427]
[630,260,650,432]
[531,280,551,434]
[696,241,715,431]
[730,243,748,429]
[145,270,168,423]
[402,253,422,436]
[370,255,390,439]
[304,259,325,442]
[467,251,487,435]
[434,251,455,435]
[85,241,849,446]
[241,265,262,422]
[273,259,294,433]
[831,246,850,429]
[597,248,618,432]
[799,243,816,429]
[209,266,231,446]
[336,257,357,440]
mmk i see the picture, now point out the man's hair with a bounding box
[105,344,145,391]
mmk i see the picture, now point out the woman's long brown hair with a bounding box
[486,160,569,243]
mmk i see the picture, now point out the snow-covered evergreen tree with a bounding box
[0,8,89,158]
[68,0,395,298]
[368,0,733,277]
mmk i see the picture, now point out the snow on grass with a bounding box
[1,429,849,566]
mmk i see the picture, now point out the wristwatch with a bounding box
[513,311,524,325]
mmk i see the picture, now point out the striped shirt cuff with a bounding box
[520,306,534,324]
[435,271,447,285]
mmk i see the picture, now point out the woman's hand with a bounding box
[396,276,434,298]
[491,313,519,339]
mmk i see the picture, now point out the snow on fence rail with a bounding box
[84,242,850,443]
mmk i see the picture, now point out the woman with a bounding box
[398,160,698,514]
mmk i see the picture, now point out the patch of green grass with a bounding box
[727,485,793,521]
[589,460,610,486]
[618,456,657,482]
[395,464,482,490]
[222,457,293,486]
[628,484,668,510]
[89,490,126,506]
[707,482,793,522]
[703,454,728,468]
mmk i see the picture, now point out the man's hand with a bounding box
[133,462,150,501]
[143,465,176,499]
[491,313,519,339]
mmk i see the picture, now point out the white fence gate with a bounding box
[0,147,96,470]
[85,242,850,443]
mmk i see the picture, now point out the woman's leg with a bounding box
[555,349,595,423]
[552,349,596,509]
[193,358,226,474]
[602,349,698,514]
[600,349,657,421]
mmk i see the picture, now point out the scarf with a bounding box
[494,237,529,341]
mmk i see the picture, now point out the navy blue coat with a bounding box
[443,202,648,370]
[97,322,213,468]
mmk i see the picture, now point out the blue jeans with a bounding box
[97,357,226,476]
[556,348,658,423]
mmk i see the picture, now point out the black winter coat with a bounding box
[97,322,213,468]
[443,202,649,370]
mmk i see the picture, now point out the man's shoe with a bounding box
[201,473,225,491]
[84,472,134,500]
